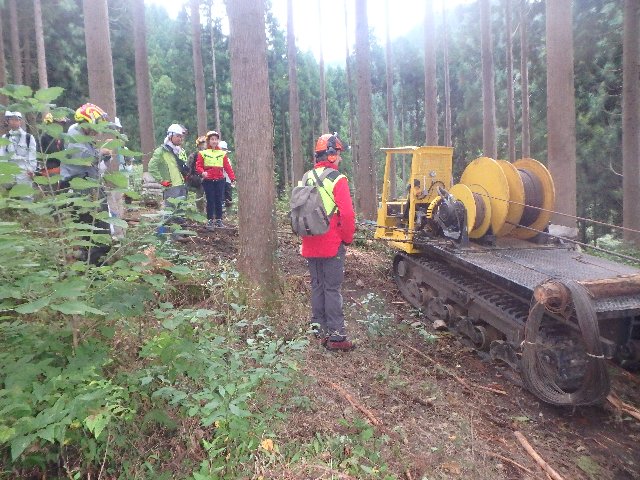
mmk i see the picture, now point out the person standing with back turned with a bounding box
[302,133,356,351]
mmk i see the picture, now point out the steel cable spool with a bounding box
[511,158,555,240]
[521,279,610,406]
[471,192,485,230]
[518,168,543,227]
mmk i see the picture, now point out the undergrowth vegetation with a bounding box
[0,86,309,479]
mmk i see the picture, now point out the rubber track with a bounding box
[396,252,530,337]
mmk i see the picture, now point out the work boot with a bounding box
[206,219,215,231]
[215,219,225,228]
[324,338,356,352]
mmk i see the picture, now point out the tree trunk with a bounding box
[0,7,8,106]
[83,0,117,119]
[209,1,221,134]
[227,0,279,304]
[546,0,577,228]
[282,111,289,189]
[82,0,123,234]
[442,4,452,147]
[34,0,47,89]
[424,0,438,145]
[505,0,515,162]
[8,0,22,84]
[355,0,377,220]
[21,6,33,88]
[190,0,207,134]
[318,1,329,134]
[623,0,640,245]
[344,0,358,193]
[132,0,156,170]
[287,0,304,184]
[385,0,396,198]
[480,0,497,159]
[520,0,531,158]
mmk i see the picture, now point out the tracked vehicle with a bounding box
[375,146,640,406]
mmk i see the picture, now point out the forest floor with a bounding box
[175,208,640,480]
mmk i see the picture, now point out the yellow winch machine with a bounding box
[373,146,640,407]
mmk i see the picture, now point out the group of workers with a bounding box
[0,106,131,190]
[1,104,356,351]
[145,125,235,231]
[0,105,236,232]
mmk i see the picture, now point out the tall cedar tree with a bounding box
[480,0,497,159]
[281,111,289,187]
[34,0,48,89]
[520,0,531,158]
[385,0,396,198]
[355,0,377,220]
[344,0,358,192]
[318,1,328,134]
[287,0,304,184]
[209,2,221,134]
[424,0,438,145]
[227,0,280,303]
[190,0,207,134]
[505,0,515,162]
[8,0,22,85]
[21,3,33,88]
[443,6,452,148]
[83,0,117,120]
[0,7,7,107]
[622,0,640,245]
[132,0,156,168]
[82,0,124,232]
[546,0,577,227]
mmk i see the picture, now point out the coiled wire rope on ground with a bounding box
[522,279,611,406]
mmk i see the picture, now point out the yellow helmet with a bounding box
[196,135,206,146]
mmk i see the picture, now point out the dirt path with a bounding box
[186,217,640,479]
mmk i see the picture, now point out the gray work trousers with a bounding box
[307,244,346,341]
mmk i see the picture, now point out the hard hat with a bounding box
[4,111,23,119]
[219,140,228,150]
[44,112,69,124]
[196,135,206,146]
[314,133,347,162]
[206,130,219,140]
[74,103,108,124]
[167,123,186,135]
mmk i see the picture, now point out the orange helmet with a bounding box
[314,133,347,162]
[74,103,108,124]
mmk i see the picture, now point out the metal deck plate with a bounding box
[427,239,640,316]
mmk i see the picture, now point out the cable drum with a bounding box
[518,168,544,227]
[521,279,611,406]
[471,192,485,230]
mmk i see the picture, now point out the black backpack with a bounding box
[290,168,340,236]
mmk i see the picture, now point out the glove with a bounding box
[160,181,172,187]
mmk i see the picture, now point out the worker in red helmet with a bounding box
[301,133,356,351]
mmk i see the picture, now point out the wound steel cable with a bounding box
[521,279,610,406]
